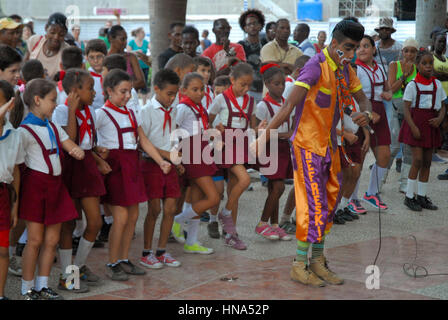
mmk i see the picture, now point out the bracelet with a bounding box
[364,110,373,121]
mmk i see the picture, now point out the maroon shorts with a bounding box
[256,140,293,180]
[140,158,181,200]
[370,100,391,147]
[0,184,11,231]
[399,108,442,149]
[102,149,148,207]
[0,229,9,248]
[63,150,106,199]
[19,169,78,225]
[181,136,217,179]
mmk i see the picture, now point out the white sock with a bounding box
[35,276,48,291]
[21,279,34,295]
[8,246,15,257]
[73,219,86,238]
[186,219,200,246]
[104,216,113,225]
[58,249,73,276]
[183,202,192,212]
[406,179,417,199]
[340,197,349,209]
[222,208,232,217]
[209,215,217,223]
[73,237,94,268]
[175,205,199,224]
[19,229,28,243]
[351,179,360,201]
[417,181,427,197]
[367,164,387,196]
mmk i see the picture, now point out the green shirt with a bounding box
[392,61,417,99]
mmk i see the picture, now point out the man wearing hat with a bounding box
[0,18,23,55]
[374,17,402,74]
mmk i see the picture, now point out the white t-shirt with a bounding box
[96,104,142,150]
[88,68,105,110]
[19,122,69,176]
[403,79,447,111]
[175,103,207,137]
[0,121,25,184]
[141,96,177,152]
[208,94,252,129]
[356,64,387,102]
[255,100,291,133]
[52,104,96,150]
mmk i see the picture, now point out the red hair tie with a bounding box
[59,70,66,80]
[260,63,280,75]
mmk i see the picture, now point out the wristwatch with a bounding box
[364,110,373,122]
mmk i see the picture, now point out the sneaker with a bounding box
[184,243,214,255]
[247,183,254,191]
[395,159,402,173]
[171,221,186,244]
[343,207,359,220]
[363,193,388,210]
[200,212,210,223]
[224,233,247,250]
[437,173,448,180]
[0,296,9,300]
[15,243,25,257]
[156,252,181,267]
[339,209,353,221]
[333,210,346,225]
[105,264,129,281]
[218,211,237,235]
[58,275,90,293]
[207,221,220,239]
[404,196,422,212]
[98,222,111,242]
[290,259,326,287]
[272,226,292,241]
[38,287,64,300]
[417,195,438,210]
[309,256,344,285]
[140,253,163,269]
[22,289,40,300]
[279,221,296,234]
[79,265,101,285]
[255,224,279,240]
[347,199,367,215]
[119,260,146,275]
[8,255,22,276]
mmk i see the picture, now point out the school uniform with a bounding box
[399,76,446,149]
[355,59,391,147]
[283,75,296,100]
[140,96,180,200]
[18,113,78,225]
[202,85,215,111]
[96,100,147,207]
[52,103,106,199]
[56,80,68,107]
[255,95,293,179]
[176,96,217,179]
[208,88,255,168]
[0,121,25,247]
[88,68,105,110]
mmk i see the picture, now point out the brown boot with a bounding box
[309,256,344,285]
[290,259,326,287]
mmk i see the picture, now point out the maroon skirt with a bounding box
[399,108,442,148]
[102,149,148,207]
[140,158,181,200]
[218,128,251,169]
[181,135,217,179]
[19,169,78,225]
[0,184,10,231]
[370,100,391,147]
[256,140,293,180]
[63,150,106,199]
[341,128,365,168]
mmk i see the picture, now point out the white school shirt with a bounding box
[0,121,25,184]
[52,104,96,150]
[175,103,207,137]
[128,88,142,117]
[403,79,447,111]
[337,113,360,146]
[56,82,68,107]
[356,64,387,102]
[88,67,105,110]
[141,96,177,152]
[19,122,69,176]
[95,104,142,150]
[202,85,215,111]
[255,100,291,133]
[283,76,295,100]
[208,94,251,129]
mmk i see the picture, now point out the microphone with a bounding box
[345,109,374,135]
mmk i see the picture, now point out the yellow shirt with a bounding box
[433,54,448,96]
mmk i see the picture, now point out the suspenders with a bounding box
[359,65,386,101]
[222,94,254,130]
[262,99,290,129]
[414,80,437,110]
[102,108,138,150]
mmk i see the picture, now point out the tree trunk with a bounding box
[416,0,447,50]
[149,0,187,80]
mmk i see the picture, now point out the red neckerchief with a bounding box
[415,73,436,86]
[158,102,173,134]
[204,85,213,109]
[57,80,64,93]
[223,86,249,121]
[285,76,294,83]
[104,100,137,138]
[180,96,208,130]
[90,71,103,86]
[264,93,284,107]
[355,58,382,85]
[65,100,93,145]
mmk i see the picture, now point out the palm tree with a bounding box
[149,0,188,78]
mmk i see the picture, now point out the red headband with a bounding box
[260,63,280,75]
[59,70,66,81]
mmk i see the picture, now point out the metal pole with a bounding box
[416,0,447,49]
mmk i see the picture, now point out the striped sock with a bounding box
[296,240,311,264]
[311,237,325,262]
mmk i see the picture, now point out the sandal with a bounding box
[279,221,296,235]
